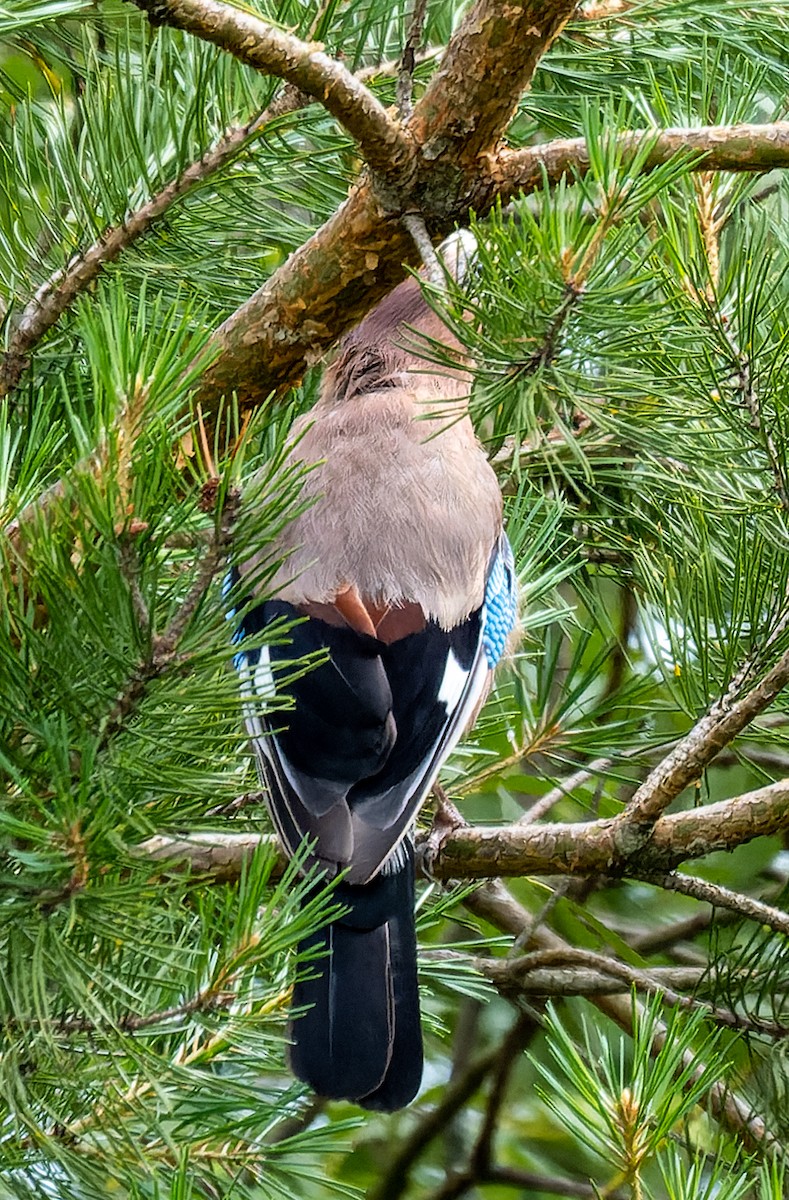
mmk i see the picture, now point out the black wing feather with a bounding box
[232,584,490,1110]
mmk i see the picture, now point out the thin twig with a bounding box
[369,1045,502,1200]
[205,789,267,818]
[396,0,429,120]
[117,537,151,633]
[725,325,789,511]
[629,909,735,956]
[636,871,789,939]
[466,881,780,1154]
[42,987,233,1035]
[517,739,680,824]
[401,210,446,288]
[470,1011,541,1173]
[98,487,240,750]
[432,1164,624,1200]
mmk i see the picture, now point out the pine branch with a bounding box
[194,0,579,410]
[195,117,789,410]
[441,778,789,878]
[595,990,778,1157]
[615,644,789,845]
[369,1028,518,1200]
[0,84,308,401]
[0,54,435,403]
[434,1167,619,1200]
[423,955,703,997]
[98,485,240,750]
[483,122,789,209]
[39,986,233,1035]
[426,1014,602,1200]
[136,777,789,889]
[407,0,574,168]
[635,872,789,939]
[396,0,428,121]
[126,0,414,185]
[466,882,781,1155]
[480,947,789,1037]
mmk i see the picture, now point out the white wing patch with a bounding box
[254,645,277,701]
[437,649,469,713]
[236,649,272,753]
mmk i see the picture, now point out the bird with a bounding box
[227,234,518,1110]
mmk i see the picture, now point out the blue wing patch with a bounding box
[481,533,518,668]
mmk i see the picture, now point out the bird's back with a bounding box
[264,386,502,630]
[229,259,517,1110]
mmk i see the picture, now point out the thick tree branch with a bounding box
[9,98,787,414]
[195,119,789,409]
[0,53,439,404]
[125,0,414,185]
[484,121,789,208]
[194,0,578,410]
[136,776,789,882]
[439,779,789,878]
[616,642,789,843]
[407,0,573,167]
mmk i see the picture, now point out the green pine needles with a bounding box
[2,0,789,1197]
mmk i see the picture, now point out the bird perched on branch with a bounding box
[229,234,517,1110]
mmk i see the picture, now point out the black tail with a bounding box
[289,843,423,1111]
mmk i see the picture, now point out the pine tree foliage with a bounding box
[2,0,789,1196]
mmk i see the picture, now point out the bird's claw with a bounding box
[419,786,466,882]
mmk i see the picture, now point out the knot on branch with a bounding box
[611,816,656,862]
[126,0,172,27]
[0,350,29,401]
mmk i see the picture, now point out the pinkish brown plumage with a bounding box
[254,274,502,631]
[230,235,517,1110]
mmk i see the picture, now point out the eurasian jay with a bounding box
[229,236,517,1110]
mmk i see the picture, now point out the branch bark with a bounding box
[127,0,414,184]
[406,0,573,167]
[135,776,789,882]
[193,0,579,410]
[482,122,789,208]
[194,118,789,409]
[616,642,789,844]
[0,85,308,401]
[465,882,780,1155]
